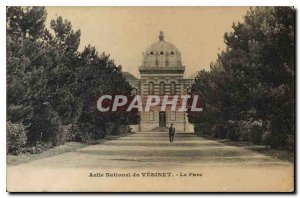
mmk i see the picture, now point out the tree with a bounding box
[7,7,81,146]
[189,7,295,149]
[45,16,82,125]
[75,46,138,140]
[7,6,140,148]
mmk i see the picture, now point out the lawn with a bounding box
[6,134,129,166]
[217,139,294,162]
[7,142,87,166]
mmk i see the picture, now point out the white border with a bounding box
[2,0,297,6]
[1,0,298,197]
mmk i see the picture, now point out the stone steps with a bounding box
[150,126,169,132]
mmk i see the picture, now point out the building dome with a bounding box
[142,31,182,68]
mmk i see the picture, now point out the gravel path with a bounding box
[7,131,294,192]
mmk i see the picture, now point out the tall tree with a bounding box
[75,45,137,140]
[189,7,295,148]
[46,16,82,124]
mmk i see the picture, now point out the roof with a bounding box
[145,40,180,54]
[123,72,139,88]
[123,72,139,81]
[142,32,182,69]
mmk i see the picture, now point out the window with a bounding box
[170,52,175,55]
[171,111,176,121]
[160,52,164,55]
[150,52,154,55]
[149,82,154,95]
[159,82,165,95]
[149,111,154,121]
[170,82,176,95]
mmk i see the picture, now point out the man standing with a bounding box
[169,123,175,143]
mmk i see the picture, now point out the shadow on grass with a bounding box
[215,139,294,162]
[6,133,132,166]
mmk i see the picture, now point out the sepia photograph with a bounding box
[5,5,295,192]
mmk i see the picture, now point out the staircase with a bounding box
[150,126,169,132]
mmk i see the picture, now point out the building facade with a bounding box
[125,32,194,132]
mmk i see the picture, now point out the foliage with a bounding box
[75,46,139,140]
[225,121,240,142]
[237,121,251,142]
[25,141,49,154]
[55,124,74,145]
[26,103,61,146]
[212,124,224,139]
[189,7,295,150]
[194,122,210,136]
[6,6,139,154]
[6,121,27,155]
[250,124,263,145]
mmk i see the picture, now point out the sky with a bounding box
[46,7,249,78]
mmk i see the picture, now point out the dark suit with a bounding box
[169,126,175,142]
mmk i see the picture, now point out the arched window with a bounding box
[170,82,176,95]
[149,82,154,95]
[149,52,154,55]
[159,82,165,95]
[160,51,164,55]
[170,52,175,55]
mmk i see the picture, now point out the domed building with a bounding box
[142,32,182,68]
[125,31,194,132]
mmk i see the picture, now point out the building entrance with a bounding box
[159,111,166,127]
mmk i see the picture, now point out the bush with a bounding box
[193,124,201,134]
[268,133,287,149]
[75,132,91,143]
[226,121,240,141]
[237,121,251,142]
[250,124,263,145]
[194,123,210,136]
[117,125,130,135]
[104,123,128,136]
[7,121,27,155]
[27,105,61,146]
[53,124,74,146]
[77,123,96,143]
[286,134,295,151]
[240,130,250,142]
[262,130,287,149]
[107,123,119,136]
[212,124,224,139]
[25,141,48,154]
[262,131,272,147]
[269,118,292,149]
[219,125,227,139]
[76,122,107,143]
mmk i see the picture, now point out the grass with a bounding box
[217,139,294,162]
[248,147,294,162]
[6,133,130,166]
[7,142,87,166]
